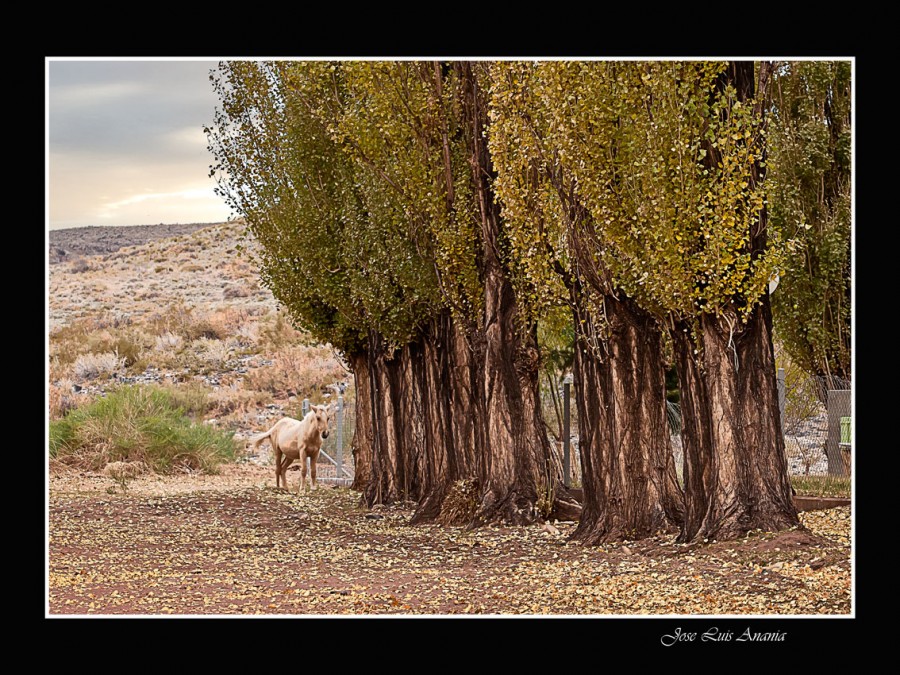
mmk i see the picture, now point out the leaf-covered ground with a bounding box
[48,465,851,615]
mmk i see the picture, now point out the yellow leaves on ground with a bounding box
[49,467,851,615]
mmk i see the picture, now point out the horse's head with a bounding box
[310,404,333,439]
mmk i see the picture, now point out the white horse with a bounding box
[248,405,333,493]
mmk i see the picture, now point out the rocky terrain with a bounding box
[47,221,851,617]
[48,220,351,473]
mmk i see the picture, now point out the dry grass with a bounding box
[49,222,349,476]
[191,338,232,368]
[791,475,852,498]
[73,352,124,380]
[49,380,80,420]
[154,332,183,352]
[257,311,306,350]
[243,344,347,399]
[208,388,273,418]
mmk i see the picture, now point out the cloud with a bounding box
[96,187,220,219]
[48,59,229,228]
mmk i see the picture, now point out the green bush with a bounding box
[49,385,238,473]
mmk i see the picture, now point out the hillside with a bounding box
[48,221,350,461]
[49,221,271,329]
[49,222,220,264]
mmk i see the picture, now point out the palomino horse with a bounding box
[248,404,333,494]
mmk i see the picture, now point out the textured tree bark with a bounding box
[348,350,372,492]
[571,296,683,544]
[477,265,553,524]
[358,317,482,520]
[461,61,579,525]
[361,331,424,507]
[674,299,799,543]
[411,312,480,524]
[673,61,799,543]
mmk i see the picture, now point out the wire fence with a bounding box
[295,390,356,484]
[540,362,852,496]
[308,357,851,495]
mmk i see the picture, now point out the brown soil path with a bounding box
[48,465,851,616]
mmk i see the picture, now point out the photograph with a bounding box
[47,57,853,628]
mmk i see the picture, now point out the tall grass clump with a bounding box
[73,351,124,380]
[49,385,238,473]
[243,344,347,398]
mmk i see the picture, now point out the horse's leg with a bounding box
[273,441,283,489]
[299,450,308,495]
[309,450,318,490]
[280,456,294,493]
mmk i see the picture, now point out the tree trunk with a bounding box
[571,295,683,544]
[354,63,582,526]
[411,311,480,524]
[361,331,424,506]
[671,61,799,544]
[461,61,580,525]
[477,265,553,524]
[348,350,372,492]
[673,298,799,543]
[358,318,483,520]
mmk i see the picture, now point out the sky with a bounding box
[47,59,233,230]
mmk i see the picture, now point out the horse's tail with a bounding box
[247,427,274,452]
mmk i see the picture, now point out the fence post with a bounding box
[302,398,310,472]
[777,368,786,432]
[563,376,571,488]
[336,395,344,481]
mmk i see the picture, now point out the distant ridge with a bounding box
[49,222,229,263]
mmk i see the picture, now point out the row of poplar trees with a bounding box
[206,60,851,545]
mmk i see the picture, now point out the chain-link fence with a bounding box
[323,359,851,494]
[301,387,356,484]
[541,362,852,496]
[779,370,851,496]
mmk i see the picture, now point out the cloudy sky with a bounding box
[48,59,233,230]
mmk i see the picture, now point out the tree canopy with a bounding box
[207,59,847,541]
[207,61,441,353]
[767,61,852,380]
[491,61,793,330]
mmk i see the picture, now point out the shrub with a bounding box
[235,321,259,346]
[243,345,346,398]
[111,335,145,368]
[162,382,211,417]
[206,307,253,339]
[145,304,225,341]
[50,318,103,366]
[208,387,272,417]
[49,385,238,473]
[223,284,250,299]
[73,352,124,380]
[185,319,225,341]
[50,320,149,371]
[49,380,79,420]
[192,338,231,368]
[258,311,305,350]
[70,258,92,273]
[154,332,183,352]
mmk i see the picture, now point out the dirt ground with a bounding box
[47,464,852,616]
